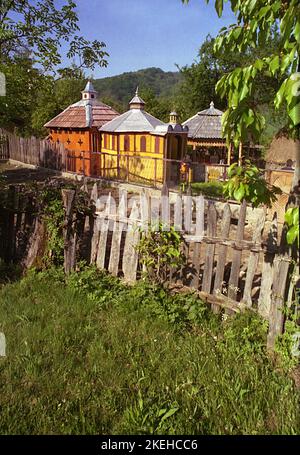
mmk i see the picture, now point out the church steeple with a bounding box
[169,111,178,124]
[129,87,145,110]
[81,80,97,101]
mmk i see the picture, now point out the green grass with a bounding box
[0,266,299,435]
[191,181,224,198]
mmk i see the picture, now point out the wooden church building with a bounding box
[45,81,119,176]
[99,88,188,185]
[45,83,188,184]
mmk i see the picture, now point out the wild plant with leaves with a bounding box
[137,223,186,286]
[223,160,282,207]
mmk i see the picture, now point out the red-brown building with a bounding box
[44,81,119,176]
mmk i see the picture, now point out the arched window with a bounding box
[124,135,130,152]
[140,136,146,152]
[155,137,160,154]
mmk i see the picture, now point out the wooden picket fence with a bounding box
[0,129,67,169]
[0,181,298,350]
[57,184,298,351]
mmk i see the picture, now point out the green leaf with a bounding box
[215,0,224,17]
[269,55,279,75]
[254,59,264,71]
[288,102,300,125]
[233,185,245,201]
[286,226,298,245]
[160,407,179,423]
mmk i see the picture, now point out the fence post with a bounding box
[62,189,76,274]
[267,226,291,351]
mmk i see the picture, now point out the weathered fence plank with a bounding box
[62,189,76,274]
[228,199,247,301]
[242,210,266,307]
[201,203,217,293]
[96,193,112,270]
[258,214,278,318]
[212,203,232,312]
[267,226,291,350]
[122,200,140,283]
[108,191,126,276]
[191,195,204,288]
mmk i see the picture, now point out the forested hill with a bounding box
[93,67,182,109]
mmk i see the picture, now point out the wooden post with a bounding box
[122,200,140,283]
[191,195,204,289]
[228,199,247,301]
[242,210,266,307]
[212,203,232,312]
[227,143,232,166]
[96,193,112,270]
[267,226,291,351]
[258,214,278,318]
[161,182,169,227]
[238,142,243,166]
[202,203,217,294]
[62,189,76,274]
[108,191,126,276]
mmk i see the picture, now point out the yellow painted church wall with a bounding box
[101,132,165,183]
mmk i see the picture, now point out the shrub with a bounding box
[191,181,224,198]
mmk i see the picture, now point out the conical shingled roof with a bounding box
[82,80,97,94]
[44,82,119,129]
[183,101,224,140]
[100,88,164,133]
[99,108,165,133]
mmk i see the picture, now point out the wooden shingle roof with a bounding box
[183,101,224,140]
[44,99,119,129]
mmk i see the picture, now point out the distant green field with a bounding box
[0,266,299,435]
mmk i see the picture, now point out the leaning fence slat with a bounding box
[161,183,170,227]
[174,193,182,231]
[90,216,101,264]
[122,200,140,283]
[96,193,112,270]
[201,203,217,293]
[258,214,278,319]
[242,209,266,307]
[183,194,192,233]
[267,226,291,350]
[62,189,76,274]
[228,199,247,301]
[191,195,204,288]
[140,190,149,231]
[108,191,126,276]
[212,203,232,312]
[89,185,101,263]
[90,182,98,203]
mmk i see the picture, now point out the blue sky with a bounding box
[71,0,236,79]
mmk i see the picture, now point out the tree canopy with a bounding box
[175,29,285,137]
[182,0,300,187]
[0,0,108,71]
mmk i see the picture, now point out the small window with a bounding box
[140,136,146,152]
[91,94,95,99]
[103,134,107,149]
[112,135,115,150]
[124,135,130,152]
[155,137,160,153]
